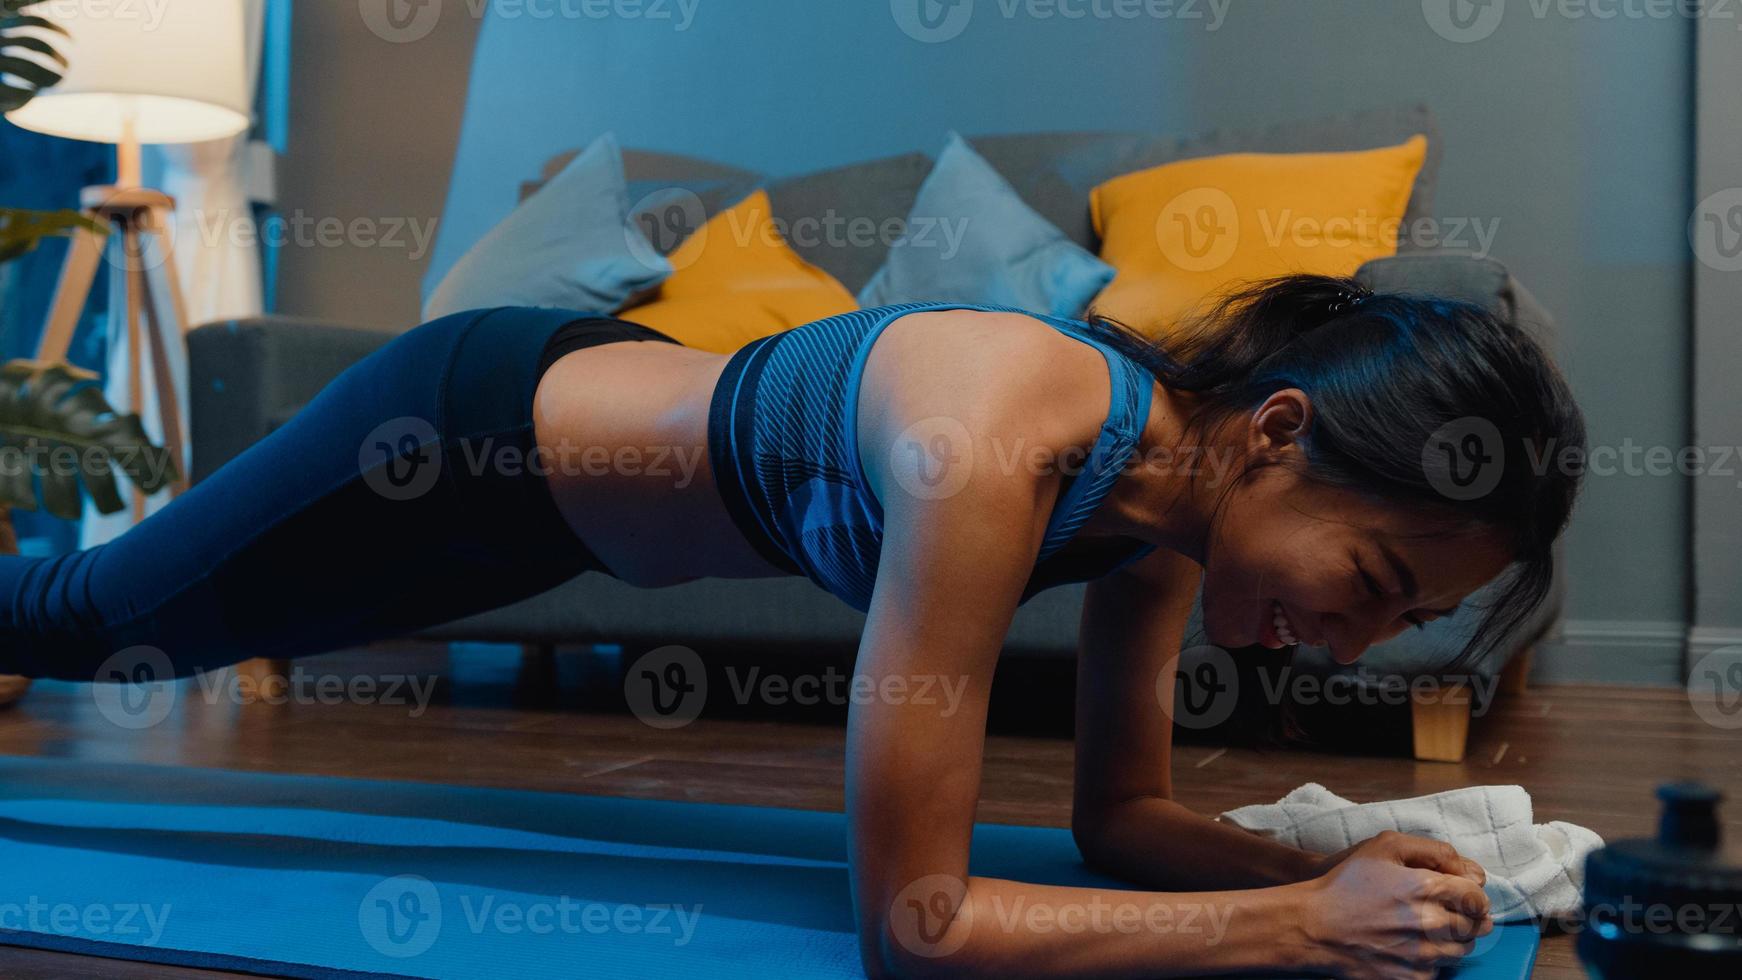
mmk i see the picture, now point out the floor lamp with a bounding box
[6,0,252,520]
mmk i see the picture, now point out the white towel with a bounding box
[1221,783,1602,922]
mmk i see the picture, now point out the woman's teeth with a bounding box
[1272,601,1299,646]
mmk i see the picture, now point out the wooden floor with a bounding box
[0,642,1737,978]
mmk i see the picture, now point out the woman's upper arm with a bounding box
[845,408,1052,972]
[1072,548,1203,820]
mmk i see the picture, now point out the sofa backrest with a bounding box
[969,103,1443,251]
[521,104,1443,296]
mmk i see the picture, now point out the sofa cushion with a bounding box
[618,190,857,353]
[522,148,762,200]
[188,317,396,482]
[969,131,1190,253]
[857,134,1114,316]
[427,566,1554,685]
[1089,136,1428,336]
[625,152,763,259]
[1358,252,1512,309]
[765,153,935,295]
[970,103,1443,253]
[1355,252,1558,347]
[512,105,1440,292]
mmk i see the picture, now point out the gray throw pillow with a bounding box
[766,153,935,295]
[423,133,671,321]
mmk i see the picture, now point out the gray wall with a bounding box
[1151,3,1695,681]
[426,2,1196,291]
[278,0,1699,682]
[1691,12,1742,671]
[273,1,481,329]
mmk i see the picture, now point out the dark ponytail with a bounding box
[1087,275,1374,398]
[1081,274,1587,668]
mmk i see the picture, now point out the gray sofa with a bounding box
[187,104,1562,760]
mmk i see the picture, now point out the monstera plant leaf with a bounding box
[0,207,106,264]
[0,360,177,519]
[0,0,65,113]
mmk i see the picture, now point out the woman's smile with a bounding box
[1268,599,1301,648]
[1257,598,1312,649]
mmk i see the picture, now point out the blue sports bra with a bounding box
[706,303,1158,612]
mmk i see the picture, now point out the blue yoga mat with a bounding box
[0,756,1537,978]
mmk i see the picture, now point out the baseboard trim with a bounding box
[1687,626,1742,672]
[1535,619,1686,687]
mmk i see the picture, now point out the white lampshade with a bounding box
[6,0,250,144]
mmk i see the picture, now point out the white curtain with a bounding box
[81,0,271,546]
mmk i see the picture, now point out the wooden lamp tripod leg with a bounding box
[136,202,190,496]
[37,221,108,364]
[123,221,150,522]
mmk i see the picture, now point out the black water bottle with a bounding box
[1578,783,1742,978]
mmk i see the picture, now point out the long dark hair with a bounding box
[1082,273,1586,667]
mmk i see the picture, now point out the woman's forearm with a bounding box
[1074,796,1321,892]
[884,875,1315,979]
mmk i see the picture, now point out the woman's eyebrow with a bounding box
[1376,540,1420,599]
[1378,539,1461,616]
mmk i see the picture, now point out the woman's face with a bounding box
[1196,392,1513,665]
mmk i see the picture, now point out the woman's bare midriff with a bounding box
[532,340,790,586]
[531,311,1136,589]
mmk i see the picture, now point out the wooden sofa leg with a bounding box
[0,674,30,706]
[1411,681,1471,763]
[1499,645,1535,696]
[237,658,291,703]
[0,516,29,706]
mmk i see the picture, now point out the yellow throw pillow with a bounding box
[1089,136,1428,337]
[618,189,857,352]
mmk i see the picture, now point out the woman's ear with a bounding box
[1246,389,1315,461]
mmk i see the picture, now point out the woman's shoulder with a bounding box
[856,308,1120,499]
[869,307,1114,418]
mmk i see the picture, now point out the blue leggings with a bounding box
[0,307,628,681]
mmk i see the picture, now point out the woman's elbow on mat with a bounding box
[859,898,982,980]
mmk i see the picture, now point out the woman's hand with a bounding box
[1297,830,1493,979]
[1307,831,1487,885]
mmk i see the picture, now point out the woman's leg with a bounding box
[0,306,605,681]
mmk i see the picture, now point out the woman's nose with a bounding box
[1327,640,1368,665]
[1323,615,1385,665]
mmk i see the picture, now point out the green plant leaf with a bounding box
[0,361,178,519]
[0,2,62,20]
[0,14,64,36]
[1,1,66,111]
[0,208,106,264]
[0,31,62,64]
